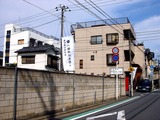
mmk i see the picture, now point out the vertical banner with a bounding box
[62,36,75,72]
[132,67,137,80]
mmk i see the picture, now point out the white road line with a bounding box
[86,112,117,120]
[86,110,126,120]
[68,96,140,120]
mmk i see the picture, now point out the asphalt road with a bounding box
[63,89,160,120]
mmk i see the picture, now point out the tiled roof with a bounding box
[15,45,59,54]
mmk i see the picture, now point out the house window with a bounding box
[6,30,11,38]
[22,56,35,64]
[6,41,10,49]
[90,35,102,45]
[18,39,24,45]
[106,54,116,66]
[91,55,94,61]
[5,52,9,57]
[6,38,10,42]
[79,59,83,69]
[29,38,36,47]
[124,50,130,61]
[124,50,135,61]
[47,55,58,69]
[37,41,43,46]
[5,57,9,64]
[106,33,119,45]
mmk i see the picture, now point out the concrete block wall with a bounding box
[0,67,125,120]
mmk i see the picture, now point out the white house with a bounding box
[15,45,59,71]
[3,24,60,67]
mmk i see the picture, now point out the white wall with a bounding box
[17,53,47,70]
[9,31,29,64]
[3,24,59,66]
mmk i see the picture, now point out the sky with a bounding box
[0,0,160,58]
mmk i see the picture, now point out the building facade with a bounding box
[16,45,59,71]
[0,51,3,66]
[71,18,145,80]
[3,24,60,67]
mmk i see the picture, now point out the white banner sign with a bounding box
[132,67,137,80]
[62,36,75,72]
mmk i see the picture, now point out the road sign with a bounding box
[112,47,119,54]
[150,65,154,69]
[112,55,119,62]
[150,72,154,76]
[110,67,124,75]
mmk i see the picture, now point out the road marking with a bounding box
[117,110,126,120]
[86,112,117,120]
[86,110,126,120]
[63,96,140,120]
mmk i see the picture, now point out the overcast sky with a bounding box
[0,0,160,57]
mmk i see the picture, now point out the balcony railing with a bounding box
[15,27,59,40]
[71,17,130,33]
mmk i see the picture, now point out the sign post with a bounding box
[150,65,154,91]
[112,47,120,100]
[116,61,119,100]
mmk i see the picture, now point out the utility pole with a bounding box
[128,30,133,97]
[56,4,71,71]
[144,49,150,78]
[158,56,160,88]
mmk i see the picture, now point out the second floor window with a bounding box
[29,38,36,47]
[5,57,9,64]
[47,55,58,68]
[6,41,10,49]
[106,54,116,66]
[90,35,102,45]
[6,30,11,38]
[91,55,95,61]
[22,55,35,64]
[106,33,119,45]
[37,41,43,46]
[18,39,24,45]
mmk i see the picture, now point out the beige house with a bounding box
[71,18,145,81]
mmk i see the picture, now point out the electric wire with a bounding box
[86,0,125,30]
[0,9,58,29]
[0,0,156,56]
[0,19,60,39]
[0,0,134,30]
[72,0,124,35]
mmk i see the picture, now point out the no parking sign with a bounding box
[112,47,119,62]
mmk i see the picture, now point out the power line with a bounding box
[0,9,58,29]
[0,19,60,39]
[0,0,133,30]
[22,0,59,17]
[86,0,124,30]
[33,19,60,28]
[72,0,124,35]
[69,0,134,11]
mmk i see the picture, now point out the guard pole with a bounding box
[130,72,133,97]
[116,61,118,100]
[13,65,18,120]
